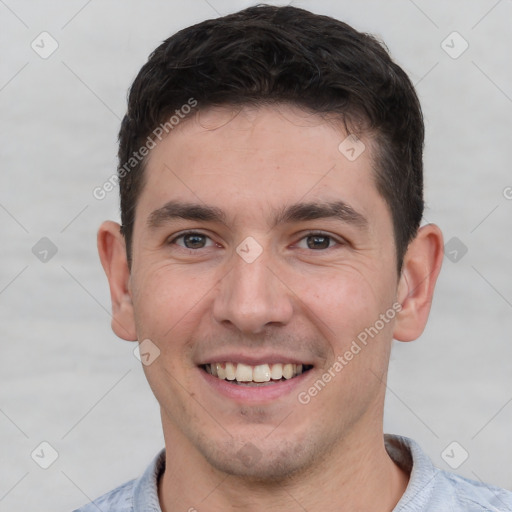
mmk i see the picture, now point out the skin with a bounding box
[98,104,444,512]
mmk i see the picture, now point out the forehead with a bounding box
[136,104,388,229]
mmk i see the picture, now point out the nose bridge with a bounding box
[213,243,293,333]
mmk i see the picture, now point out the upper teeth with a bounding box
[205,362,304,382]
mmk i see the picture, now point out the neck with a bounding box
[158,420,409,512]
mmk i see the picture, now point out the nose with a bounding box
[212,245,294,334]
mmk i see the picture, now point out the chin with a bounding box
[198,435,320,483]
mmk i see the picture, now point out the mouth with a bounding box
[200,362,313,386]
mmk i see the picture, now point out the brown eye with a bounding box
[183,234,207,248]
[306,235,332,250]
[295,232,343,251]
[171,232,214,249]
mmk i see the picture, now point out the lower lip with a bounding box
[199,367,312,403]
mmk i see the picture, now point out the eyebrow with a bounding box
[146,199,368,230]
[271,200,368,230]
[147,201,226,229]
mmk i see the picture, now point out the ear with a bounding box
[393,223,444,342]
[97,221,138,341]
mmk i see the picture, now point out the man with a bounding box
[76,5,512,511]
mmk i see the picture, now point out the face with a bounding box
[118,105,406,479]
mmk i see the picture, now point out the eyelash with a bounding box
[168,230,344,251]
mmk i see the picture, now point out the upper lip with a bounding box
[197,352,314,367]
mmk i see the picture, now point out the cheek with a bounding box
[131,264,214,346]
[295,270,395,418]
[131,267,210,399]
[297,266,392,340]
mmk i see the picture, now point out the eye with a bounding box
[296,232,341,250]
[170,231,216,250]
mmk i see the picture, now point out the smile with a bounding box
[202,362,313,386]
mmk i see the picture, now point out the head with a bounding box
[98,5,443,482]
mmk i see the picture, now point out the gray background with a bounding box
[0,0,511,510]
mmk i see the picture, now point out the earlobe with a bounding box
[97,221,138,341]
[393,223,444,342]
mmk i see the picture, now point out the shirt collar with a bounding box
[133,447,166,511]
[385,434,437,511]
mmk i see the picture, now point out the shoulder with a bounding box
[437,469,512,511]
[72,478,136,512]
[71,448,165,512]
[385,435,512,512]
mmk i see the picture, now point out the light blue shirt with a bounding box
[73,434,512,511]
